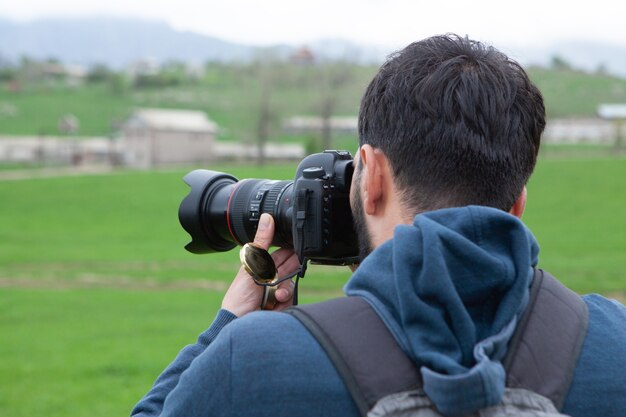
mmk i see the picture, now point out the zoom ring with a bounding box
[262,181,291,217]
[228,180,260,245]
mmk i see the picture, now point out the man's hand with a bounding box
[222,213,300,317]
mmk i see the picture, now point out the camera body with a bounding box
[178,150,359,265]
[291,150,357,264]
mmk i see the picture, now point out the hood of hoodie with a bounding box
[344,205,539,416]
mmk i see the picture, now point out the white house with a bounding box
[121,108,218,168]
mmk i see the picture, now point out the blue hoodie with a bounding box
[132,206,626,417]
[344,206,538,415]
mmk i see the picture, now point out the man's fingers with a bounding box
[253,213,274,250]
[275,279,295,303]
[271,248,297,267]
[248,213,299,310]
[277,252,301,277]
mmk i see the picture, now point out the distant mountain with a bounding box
[0,16,390,68]
[0,17,263,67]
[1,17,625,78]
[502,40,626,78]
[308,38,391,63]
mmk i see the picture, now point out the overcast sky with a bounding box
[2,0,625,49]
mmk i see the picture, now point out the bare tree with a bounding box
[253,52,283,165]
[612,120,624,154]
[256,77,272,165]
[318,60,355,151]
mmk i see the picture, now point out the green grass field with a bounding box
[1,158,624,293]
[2,62,626,417]
[0,163,351,290]
[0,288,330,417]
[524,158,626,292]
[1,157,625,417]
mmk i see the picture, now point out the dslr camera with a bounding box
[178,150,359,265]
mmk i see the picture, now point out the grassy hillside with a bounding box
[0,83,133,136]
[0,64,377,140]
[527,67,626,118]
[2,65,626,140]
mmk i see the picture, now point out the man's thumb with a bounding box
[253,213,274,249]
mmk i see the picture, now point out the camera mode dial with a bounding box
[302,167,326,179]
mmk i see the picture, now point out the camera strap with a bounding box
[253,187,312,307]
[292,187,312,306]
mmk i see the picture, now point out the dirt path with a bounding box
[0,165,116,181]
[0,276,229,291]
[0,276,345,297]
[1,276,621,301]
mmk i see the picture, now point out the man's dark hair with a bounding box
[358,34,546,212]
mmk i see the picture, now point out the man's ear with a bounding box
[359,144,386,215]
[509,186,527,219]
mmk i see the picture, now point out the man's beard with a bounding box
[352,182,373,262]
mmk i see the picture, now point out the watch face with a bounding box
[240,243,277,284]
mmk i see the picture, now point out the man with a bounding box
[132,35,626,417]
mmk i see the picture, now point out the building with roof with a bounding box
[597,103,626,151]
[121,108,218,168]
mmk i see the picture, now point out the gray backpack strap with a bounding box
[503,269,589,410]
[287,269,588,416]
[286,297,422,416]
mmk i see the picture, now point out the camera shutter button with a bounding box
[302,167,325,179]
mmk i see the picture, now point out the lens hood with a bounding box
[179,169,238,253]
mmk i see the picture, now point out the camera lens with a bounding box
[179,169,293,254]
[226,179,294,248]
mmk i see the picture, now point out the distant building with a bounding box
[40,62,86,87]
[283,116,358,135]
[597,104,626,120]
[0,135,122,166]
[290,46,315,66]
[543,118,614,144]
[121,108,218,168]
[597,103,626,150]
[126,59,160,79]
